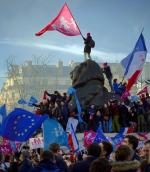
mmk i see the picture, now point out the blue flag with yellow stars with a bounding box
[1,108,48,141]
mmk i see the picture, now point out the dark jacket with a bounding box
[111,160,140,172]
[132,152,141,162]
[18,159,32,172]
[103,66,112,79]
[29,159,59,172]
[70,156,97,172]
[55,155,68,172]
[84,36,92,53]
[140,160,150,172]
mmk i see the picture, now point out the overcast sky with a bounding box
[0,0,150,86]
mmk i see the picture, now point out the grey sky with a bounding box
[0,0,150,86]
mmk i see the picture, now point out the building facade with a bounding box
[0,60,150,111]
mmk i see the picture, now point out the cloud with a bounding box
[0,39,128,63]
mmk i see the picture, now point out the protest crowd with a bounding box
[0,78,148,172]
[1,2,150,172]
[0,136,150,172]
[32,85,150,134]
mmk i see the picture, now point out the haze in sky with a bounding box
[0,0,150,87]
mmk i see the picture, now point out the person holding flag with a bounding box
[35,3,95,61]
[83,33,95,61]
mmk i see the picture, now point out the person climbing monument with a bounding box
[83,33,95,61]
[103,62,113,92]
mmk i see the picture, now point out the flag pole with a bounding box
[65,3,84,39]
[141,27,144,34]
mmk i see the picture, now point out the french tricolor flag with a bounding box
[120,127,133,135]
[68,124,79,152]
[121,33,147,92]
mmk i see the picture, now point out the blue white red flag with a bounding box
[68,124,79,152]
[121,33,147,91]
[119,127,133,135]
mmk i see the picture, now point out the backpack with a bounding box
[89,39,95,48]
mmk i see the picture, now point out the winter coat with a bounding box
[29,159,59,172]
[103,66,112,79]
[141,160,150,172]
[84,36,92,53]
[55,155,69,172]
[111,160,140,172]
[18,159,32,172]
[70,156,97,172]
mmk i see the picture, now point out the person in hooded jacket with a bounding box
[29,150,59,172]
[83,33,94,61]
[111,145,140,172]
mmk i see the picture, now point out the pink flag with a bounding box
[121,90,130,100]
[137,85,148,95]
[0,138,12,155]
[84,130,96,147]
[35,3,81,36]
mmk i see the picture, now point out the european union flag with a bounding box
[1,108,48,141]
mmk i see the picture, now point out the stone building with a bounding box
[0,60,74,111]
[0,60,150,111]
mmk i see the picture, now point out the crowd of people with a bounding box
[32,89,150,133]
[0,136,150,172]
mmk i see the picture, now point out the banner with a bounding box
[29,137,44,149]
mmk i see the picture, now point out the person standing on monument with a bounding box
[102,62,113,92]
[83,33,95,61]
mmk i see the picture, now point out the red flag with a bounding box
[137,85,148,95]
[35,3,81,36]
[68,133,74,152]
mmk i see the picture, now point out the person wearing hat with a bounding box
[83,33,95,61]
